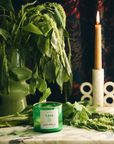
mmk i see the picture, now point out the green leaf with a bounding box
[78,100,91,107]
[44,60,55,82]
[46,47,51,58]
[36,77,47,93]
[0,28,10,41]
[37,35,50,54]
[29,78,36,94]
[62,68,70,82]
[36,22,52,36]
[0,0,14,11]
[52,54,61,77]
[56,64,69,87]
[39,88,51,102]
[63,73,73,99]
[64,29,71,39]
[54,7,65,29]
[40,55,50,70]
[51,30,59,52]
[87,104,100,113]
[78,109,89,122]
[22,23,43,35]
[56,64,63,87]
[74,101,82,111]
[62,102,74,117]
[62,49,72,76]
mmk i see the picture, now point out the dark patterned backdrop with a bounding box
[11,0,114,104]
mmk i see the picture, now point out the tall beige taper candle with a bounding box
[92,11,104,107]
[94,11,102,69]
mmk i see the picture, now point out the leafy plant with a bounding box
[0,0,72,101]
[1,100,114,133]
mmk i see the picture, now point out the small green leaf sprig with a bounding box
[0,105,33,128]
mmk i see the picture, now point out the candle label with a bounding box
[40,109,58,129]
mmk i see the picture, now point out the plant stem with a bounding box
[13,11,27,46]
[0,15,10,19]
[67,38,71,65]
[23,0,37,9]
[0,111,31,121]
[81,105,91,115]
[64,83,68,102]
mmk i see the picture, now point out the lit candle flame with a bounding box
[96,11,100,24]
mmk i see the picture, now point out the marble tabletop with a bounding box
[0,107,114,144]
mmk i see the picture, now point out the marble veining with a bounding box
[0,125,114,144]
[1,107,114,144]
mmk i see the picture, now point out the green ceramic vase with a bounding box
[0,49,32,115]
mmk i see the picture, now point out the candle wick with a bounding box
[97,22,99,25]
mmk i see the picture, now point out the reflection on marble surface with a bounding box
[0,125,114,144]
[96,107,114,114]
[1,107,114,144]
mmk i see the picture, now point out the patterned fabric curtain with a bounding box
[12,0,114,104]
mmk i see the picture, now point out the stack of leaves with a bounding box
[63,100,114,132]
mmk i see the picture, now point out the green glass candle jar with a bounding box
[33,101,63,132]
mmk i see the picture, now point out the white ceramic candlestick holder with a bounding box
[92,69,104,106]
[80,68,114,107]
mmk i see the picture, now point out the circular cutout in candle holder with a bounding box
[81,95,92,105]
[80,82,92,95]
[104,94,114,107]
[104,82,114,94]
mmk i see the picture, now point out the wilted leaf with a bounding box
[36,77,47,92]
[87,104,100,113]
[29,78,36,94]
[51,30,59,52]
[37,21,52,36]
[0,0,14,11]
[44,60,55,82]
[54,7,65,29]
[56,64,64,87]
[0,28,10,41]
[37,35,50,54]
[64,29,71,39]
[78,100,91,107]
[22,23,43,35]
[39,88,51,102]
[62,102,74,117]
[40,56,49,70]
[62,49,72,76]
[74,101,82,111]
[78,109,89,122]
